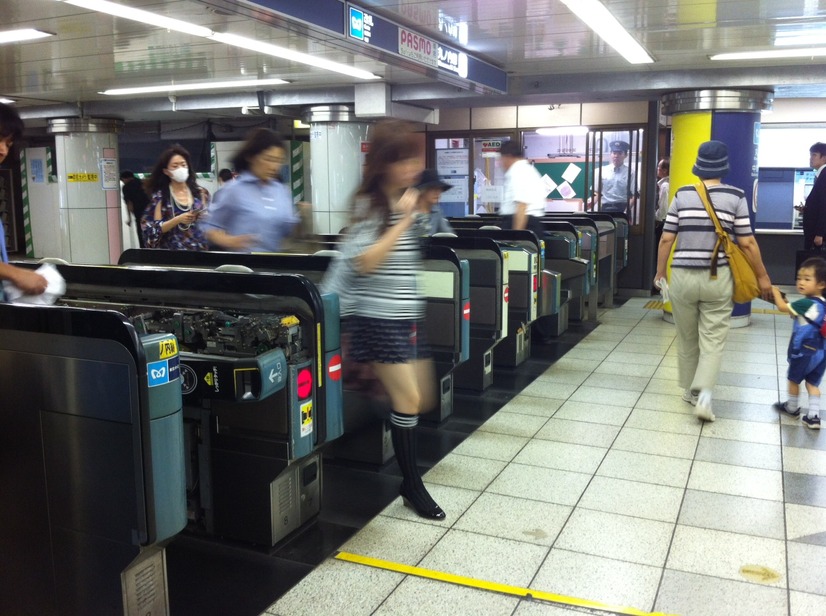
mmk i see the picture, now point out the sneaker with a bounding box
[695,390,715,422]
[773,401,801,417]
[802,415,821,430]
[682,390,699,406]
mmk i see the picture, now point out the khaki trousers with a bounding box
[669,267,733,392]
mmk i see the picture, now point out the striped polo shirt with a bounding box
[324,210,426,320]
[663,184,752,269]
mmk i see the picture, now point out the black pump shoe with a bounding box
[399,483,446,520]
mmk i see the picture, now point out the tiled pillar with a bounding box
[660,90,773,328]
[304,106,370,234]
[47,118,123,264]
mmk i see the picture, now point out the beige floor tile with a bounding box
[578,475,683,522]
[534,417,621,449]
[785,503,826,543]
[418,529,549,588]
[597,448,692,488]
[374,577,520,616]
[666,525,786,588]
[554,509,673,566]
[453,492,572,546]
[688,460,784,501]
[478,410,549,438]
[486,463,591,507]
[424,453,507,491]
[552,399,633,426]
[783,446,826,476]
[611,426,699,459]
[265,558,404,616]
[512,439,607,474]
[654,569,788,616]
[531,549,661,613]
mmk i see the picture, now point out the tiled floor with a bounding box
[265,297,826,616]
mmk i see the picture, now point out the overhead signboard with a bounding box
[241,0,506,92]
[345,3,506,92]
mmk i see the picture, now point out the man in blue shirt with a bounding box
[0,103,47,300]
[591,140,638,214]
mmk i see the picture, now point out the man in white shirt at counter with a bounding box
[498,140,548,237]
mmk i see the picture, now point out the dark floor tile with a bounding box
[784,472,826,507]
[167,534,312,616]
[781,424,826,451]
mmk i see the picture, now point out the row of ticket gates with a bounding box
[0,212,626,615]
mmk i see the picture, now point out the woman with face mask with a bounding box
[141,144,209,250]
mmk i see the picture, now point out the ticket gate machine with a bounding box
[588,212,629,274]
[539,221,591,323]
[467,229,569,340]
[10,263,341,549]
[545,214,615,308]
[119,249,343,445]
[453,229,538,367]
[0,304,186,615]
[430,236,507,391]
[120,247,470,448]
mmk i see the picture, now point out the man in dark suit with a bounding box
[120,170,151,248]
[802,142,826,250]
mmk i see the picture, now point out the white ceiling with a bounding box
[3,0,826,126]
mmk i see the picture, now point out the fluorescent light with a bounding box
[100,78,289,96]
[60,0,212,37]
[0,98,15,104]
[209,33,380,80]
[57,0,380,80]
[560,0,654,64]
[0,29,55,44]
[711,47,826,61]
[536,126,590,136]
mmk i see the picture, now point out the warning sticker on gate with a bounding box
[300,400,313,436]
[158,337,178,359]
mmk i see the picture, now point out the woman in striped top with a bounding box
[324,120,444,520]
[654,141,772,423]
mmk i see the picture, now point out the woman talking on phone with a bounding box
[141,144,209,251]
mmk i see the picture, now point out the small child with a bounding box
[771,257,826,429]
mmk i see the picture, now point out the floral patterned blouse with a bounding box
[141,187,210,251]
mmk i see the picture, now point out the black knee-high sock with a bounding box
[389,410,438,509]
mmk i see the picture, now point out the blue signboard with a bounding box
[344,4,506,92]
[246,0,345,34]
[243,0,507,92]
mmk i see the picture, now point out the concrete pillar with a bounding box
[304,105,370,234]
[660,89,773,327]
[47,118,124,264]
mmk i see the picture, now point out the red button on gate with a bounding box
[297,367,313,399]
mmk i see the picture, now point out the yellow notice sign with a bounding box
[67,173,99,182]
[158,338,178,359]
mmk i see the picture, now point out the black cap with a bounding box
[692,140,729,179]
[609,140,630,153]
[416,169,452,192]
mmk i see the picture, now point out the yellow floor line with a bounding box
[335,551,678,616]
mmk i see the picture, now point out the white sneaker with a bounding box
[694,390,715,422]
[682,390,698,406]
